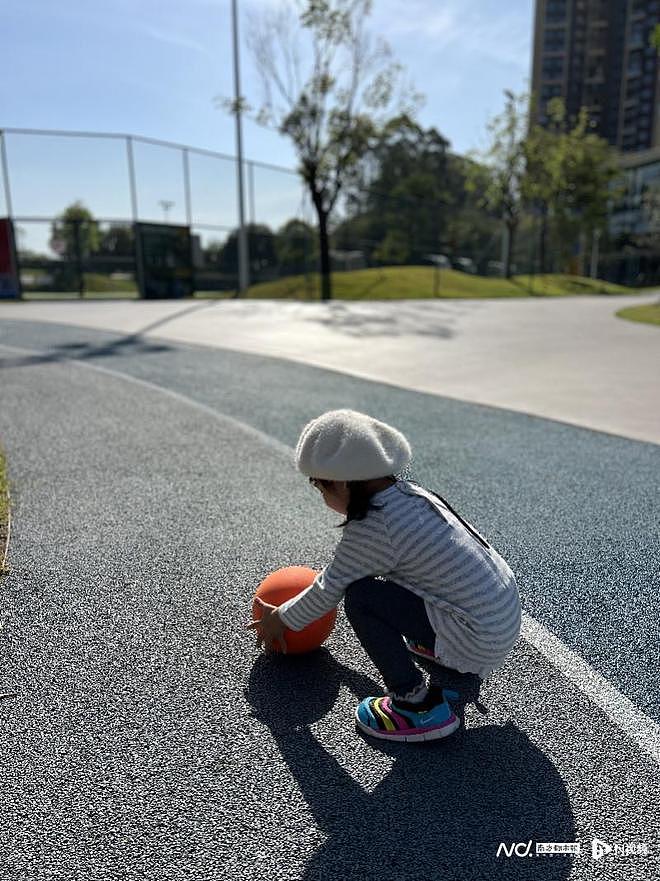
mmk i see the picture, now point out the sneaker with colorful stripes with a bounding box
[354,686,461,743]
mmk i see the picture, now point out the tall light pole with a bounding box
[159,199,174,223]
[231,0,249,297]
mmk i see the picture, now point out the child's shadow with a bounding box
[245,650,575,880]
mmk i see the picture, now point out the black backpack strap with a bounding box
[426,488,492,552]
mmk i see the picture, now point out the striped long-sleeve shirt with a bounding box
[278,478,522,679]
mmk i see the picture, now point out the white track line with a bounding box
[2,340,659,765]
[0,341,293,462]
[522,614,659,764]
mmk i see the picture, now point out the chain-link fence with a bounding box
[0,128,313,298]
[1,127,657,299]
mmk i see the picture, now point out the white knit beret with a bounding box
[295,409,412,481]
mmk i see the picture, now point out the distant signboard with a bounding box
[0,218,21,299]
[135,222,194,299]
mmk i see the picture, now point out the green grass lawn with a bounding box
[0,443,9,575]
[23,289,138,300]
[616,301,660,327]
[19,266,639,301]
[244,267,634,300]
[22,272,138,300]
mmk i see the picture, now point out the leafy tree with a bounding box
[355,115,451,261]
[242,0,420,299]
[523,94,561,273]
[48,201,100,293]
[98,224,134,258]
[275,219,317,275]
[553,105,619,274]
[333,115,467,264]
[373,229,410,265]
[442,154,501,270]
[49,201,99,261]
[467,90,528,278]
[331,212,375,253]
[203,240,225,266]
[220,224,278,278]
[527,98,619,273]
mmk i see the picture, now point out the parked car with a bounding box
[486,260,505,276]
[452,256,477,274]
[423,253,452,268]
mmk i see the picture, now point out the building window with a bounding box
[541,84,563,100]
[629,23,645,46]
[542,57,565,79]
[546,0,568,23]
[543,28,566,51]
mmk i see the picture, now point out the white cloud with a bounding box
[237,0,531,73]
[140,25,215,60]
[373,0,531,72]
[377,2,459,40]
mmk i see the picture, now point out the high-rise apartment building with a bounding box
[531,0,660,152]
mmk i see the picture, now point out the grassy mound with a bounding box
[244,267,634,300]
[18,266,638,301]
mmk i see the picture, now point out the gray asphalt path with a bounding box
[0,319,658,879]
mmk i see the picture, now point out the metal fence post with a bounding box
[126,136,142,297]
[0,131,22,299]
[248,160,255,226]
[73,219,84,298]
[231,0,249,297]
[126,136,139,222]
[0,131,14,219]
[183,148,192,227]
[183,148,196,297]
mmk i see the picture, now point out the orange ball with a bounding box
[253,565,337,655]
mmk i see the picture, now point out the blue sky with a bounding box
[3,0,533,162]
[2,0,533,251]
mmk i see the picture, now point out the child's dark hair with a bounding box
[315,477,396,528]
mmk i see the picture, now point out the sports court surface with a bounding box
[0,296,658,879]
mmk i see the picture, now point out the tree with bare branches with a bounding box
[236,0,420,300]
[466,91,528,279]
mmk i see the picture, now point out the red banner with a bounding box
[0,218,20,298]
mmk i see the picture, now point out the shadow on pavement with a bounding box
[245,648,574,880]
[299,301,463,339]
[0,302,216,369]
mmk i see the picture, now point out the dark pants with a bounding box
[343,576,439,698]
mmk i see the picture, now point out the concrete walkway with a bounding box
[1,292,658,444]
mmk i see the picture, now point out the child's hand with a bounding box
[246,597,288,654]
